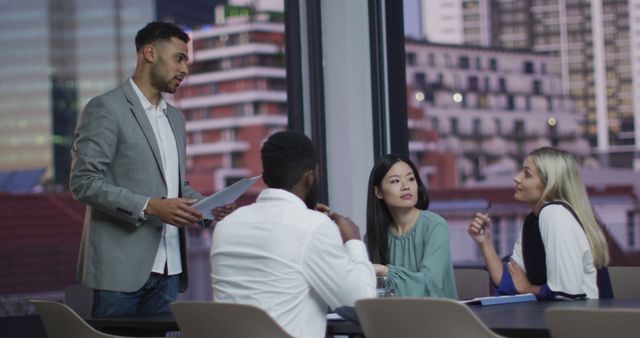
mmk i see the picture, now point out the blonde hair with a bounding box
[530,147,609,268]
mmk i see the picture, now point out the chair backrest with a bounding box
[546,307,640,338]
[64,283,94,318]
[454,268,491,300]
[608,266,640,299]
[355,298,503,338]
[171,301,292,338]
[31,300,120,338]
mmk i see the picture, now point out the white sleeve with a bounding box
[539,205,589,296]
[300,220,376,310]
[510,228,525,270]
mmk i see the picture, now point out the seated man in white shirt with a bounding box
[210,131,376,338]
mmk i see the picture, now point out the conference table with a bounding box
[87,299,640,338]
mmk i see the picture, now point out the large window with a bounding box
[0,0,289,304]
[400,0,638,266]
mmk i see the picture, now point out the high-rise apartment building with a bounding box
[487,0,640,169]
[461,0,491,46]
[405,0,492,46]
[172,9,287,192]
[418,0,640,169]
[422,0,465,44]
[405,40,588,184]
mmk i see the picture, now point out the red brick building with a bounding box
[173,12,288,194]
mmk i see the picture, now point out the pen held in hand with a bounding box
[480,201,491,235]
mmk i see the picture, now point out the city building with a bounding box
[414,0,640,169]
[422,0,465,44]
[405,40,590,185]
[0,0,155,187]
[0,0,233,189]
[486,0,640,169]
[403,0,492,46]
[172,8,287,193]
[406,87,458,189]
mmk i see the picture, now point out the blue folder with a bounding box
[462,293,537,306]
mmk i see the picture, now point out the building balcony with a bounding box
[192,22,284,41]
[183,67,286,85]
[411,81,565,99]
[186,141,250,156]
[409,140,437,152]
[483,156,518,177]
[176,90,287,109]
[455,130,494,139]
[186,115,287,132]
[523,138,552,154]
[502,130,541,141]
[459,139,510,157]
[558,138,591,156]
[195,43,282,62]
[457,157,474,177]
[438,136,462,153]
[482,137,509,157]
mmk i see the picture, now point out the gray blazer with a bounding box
[70,80,202,293]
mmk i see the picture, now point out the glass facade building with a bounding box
[0,0,154,187]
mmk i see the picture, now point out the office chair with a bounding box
[171,301,292,338]
[454,268,491,300]
[355,298,503,338]
[31,300,121,338]
[608,266,640,299]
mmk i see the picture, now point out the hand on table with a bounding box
[508,259,539,295]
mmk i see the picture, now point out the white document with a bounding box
[193,175,261,218]
[326,313,343,320]
[459,293,536,305]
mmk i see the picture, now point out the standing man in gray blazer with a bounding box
[70,22,214,318]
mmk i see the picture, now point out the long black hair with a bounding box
[365,154,429,264]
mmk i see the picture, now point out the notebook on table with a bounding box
[460,293,536,306]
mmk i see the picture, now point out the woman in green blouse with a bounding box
[365,154,457,298]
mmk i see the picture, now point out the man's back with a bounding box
[210,188,375,338]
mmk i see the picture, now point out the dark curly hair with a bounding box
[135,21,190,51]
[261,131,317,190]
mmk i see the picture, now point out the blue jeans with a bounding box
[92,273,180,318]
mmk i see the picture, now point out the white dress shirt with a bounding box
[510,204,598,298]
[210,188,376,338]
[130,78,182,276]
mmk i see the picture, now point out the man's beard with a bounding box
[304,180,319,209]
[150,58,177,94]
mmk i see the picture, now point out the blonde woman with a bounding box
[468,147,612,299]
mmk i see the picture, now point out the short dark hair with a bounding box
[135,21,190,51]
[261,131,317,190]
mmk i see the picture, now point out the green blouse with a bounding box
[387,210,457,298]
